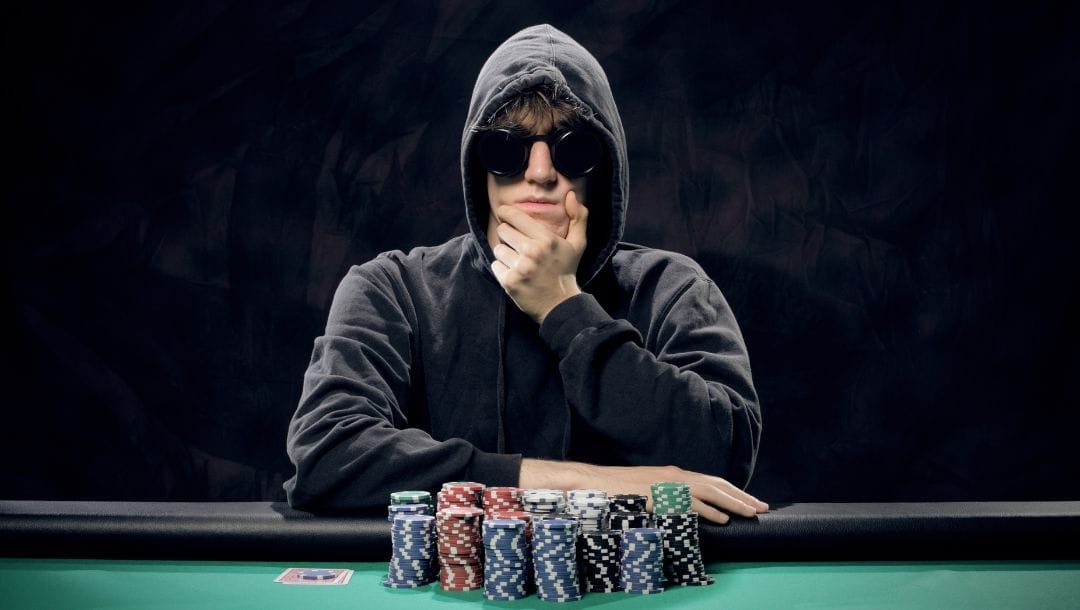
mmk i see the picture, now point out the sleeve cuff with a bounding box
[468,450,523,488]
[539,293,614,358]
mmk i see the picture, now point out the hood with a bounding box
[460,24,628,287]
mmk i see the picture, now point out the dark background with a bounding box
[6,1,1079,504]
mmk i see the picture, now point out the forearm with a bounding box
[519,458,767,524]
[540,291,761,484]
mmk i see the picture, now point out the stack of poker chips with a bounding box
[650,482,693,514]
[608,493,652,531]
[531,518,582,602]
[566,489,609,532]
[488,509,535,592]
[387,502,430,522]
[610,493,649,513]
[620,527,665,594]
[650,481,712,586]
[436,506,484,591]
[578,529,622,593]
[522,489,566,520]
[438,482,484,510]
[383,514,437,588]
[655,513,713,586]
[390,490,435,514]
[481,518,530,600]
[482,486,523,518]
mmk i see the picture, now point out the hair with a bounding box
[486,83,587,132]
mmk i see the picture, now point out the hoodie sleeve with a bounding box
[285,259,521,510]
[539,274,761,488]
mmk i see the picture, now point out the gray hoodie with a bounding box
[285,25,760,510]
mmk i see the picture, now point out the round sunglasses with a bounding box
[477,128,603,178]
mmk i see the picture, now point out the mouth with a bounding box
[516,197,558,205]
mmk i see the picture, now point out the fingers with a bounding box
[689,483,758,519]
[492,243,521,273]
[495,204,549,239]
[702,474,769,512]
[691,498,730,525]
[494,222,532,256]
[564,190,588,252]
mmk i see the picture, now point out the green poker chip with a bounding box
[650,482,692,514]
[390,490,433,508]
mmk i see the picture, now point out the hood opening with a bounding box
[461,24,629,289]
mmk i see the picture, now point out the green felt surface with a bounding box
[1,559,1078,609]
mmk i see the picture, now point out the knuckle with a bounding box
[516,259,535,276]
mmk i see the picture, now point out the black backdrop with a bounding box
[7,1,1079,504]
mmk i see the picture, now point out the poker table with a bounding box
[2,500,1079,609]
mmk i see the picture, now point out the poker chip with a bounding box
[383,514,437,589]
[655,512,714,586]
[578,529,622,592]
[608,510,653,531]
[386,482,712,599]
[609,494,649,513]
[436,506,484,591]
[482,486,524,518]
[390,490,436,515]
[620,527,665,595]
[532,518,582,602]
[522,489,566,520]
[438,482,484,511]
[482,518,530,600]
[566,489,609,533]
[650,482,692,514]
[300,569,337,580]
[386,502,430,522]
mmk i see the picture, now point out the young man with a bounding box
[285,25,767,523]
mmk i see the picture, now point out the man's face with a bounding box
[486,117,590,251]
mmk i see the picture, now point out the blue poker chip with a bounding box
[300,569,338,580]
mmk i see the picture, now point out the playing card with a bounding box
[274,567,354,585]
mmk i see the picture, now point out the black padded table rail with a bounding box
[1,500,1077,562]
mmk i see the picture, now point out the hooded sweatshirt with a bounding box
[285,25,761,510]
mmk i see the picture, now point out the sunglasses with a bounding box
[477,128,603,178]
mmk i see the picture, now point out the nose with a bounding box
[525,141,558,186]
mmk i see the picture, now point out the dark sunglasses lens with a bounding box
[553,131,603,177]
[478,130,527,176]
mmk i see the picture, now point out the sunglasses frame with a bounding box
[477,128,602,178]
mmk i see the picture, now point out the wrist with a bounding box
[520,458,591,490]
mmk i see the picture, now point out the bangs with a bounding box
[489,85,584,133]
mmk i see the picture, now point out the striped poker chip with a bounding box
[384,513,437,588]
[482,487,523,514]
[650,482,693,514]
[566,489,609,534]
[608,510,653,531]
[436,505,484,591]
[578,529,621,593]
[482,517,529,601]
[620,527,665,595]
[532,518,581,602]
[609,493,648,513]
[386,503,430,523]
[654,512,713,587]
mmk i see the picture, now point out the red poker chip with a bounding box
[440,583,483,591]
[437,537,481,546]
[436,531,480,539]
[438,547,482,557]
[490,510,531,521]
[439,562,483,572]
[437,506,483,517]
[438,555,482,565]
[442,482,485,493]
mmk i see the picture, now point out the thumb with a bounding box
[565,190,588,252]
